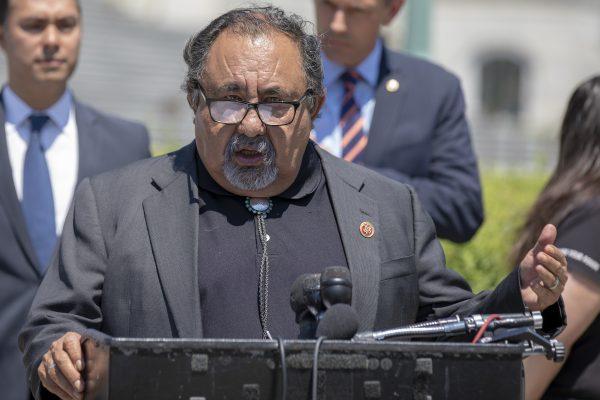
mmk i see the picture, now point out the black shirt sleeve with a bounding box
[555,199,600,288]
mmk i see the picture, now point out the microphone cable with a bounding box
[311,336,326,400]
[276,337,288,400]
[471,314,501,344]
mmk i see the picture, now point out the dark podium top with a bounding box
[83,335,525,400]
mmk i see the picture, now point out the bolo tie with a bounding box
[245,196,274,339]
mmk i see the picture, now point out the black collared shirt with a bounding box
[195,143,348,339]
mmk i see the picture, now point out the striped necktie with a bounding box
[340,70,368,162]
[21,114,56,272]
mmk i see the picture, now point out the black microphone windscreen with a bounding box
[290,273,312,314]
[303,273,323,315]
[320,266,352,307]
[304,273,321,291]
[321,266,351,283]
[315,303,360,340]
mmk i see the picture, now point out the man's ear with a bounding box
[187,92,198,111]
[311,95,326,120]
[382,0,405,26]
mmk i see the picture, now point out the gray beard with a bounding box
[222,134,278,191]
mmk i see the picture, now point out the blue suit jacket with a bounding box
[361,48,483,243]
[0,99,150,400]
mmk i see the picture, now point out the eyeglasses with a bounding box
[198,86,312,126]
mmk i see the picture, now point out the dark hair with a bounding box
[0,0,81,24]
[511,76,600,264]
[182,5,324,113]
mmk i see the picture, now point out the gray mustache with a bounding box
[226,134,275,163]
[222,133,279,191]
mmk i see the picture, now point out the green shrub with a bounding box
[441,171,548,293]
[151,141,182,157]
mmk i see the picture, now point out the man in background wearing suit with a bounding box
[313,0,483,243]
[0,0,150,398]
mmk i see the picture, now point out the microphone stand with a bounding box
[354,312,543,341]
[354,311,565,362]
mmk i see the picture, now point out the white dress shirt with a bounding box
[4,86,79,235]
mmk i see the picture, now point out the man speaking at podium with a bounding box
[19,6,567,399]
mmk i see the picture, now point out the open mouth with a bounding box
[234,148,264,166]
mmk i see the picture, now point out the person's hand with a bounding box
[519,224,568,311]
[38,332,85,400]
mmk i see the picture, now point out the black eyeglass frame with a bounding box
[197,85,314,126]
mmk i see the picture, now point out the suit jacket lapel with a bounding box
[0,103,42,276]
[142,143,203,338]
[74,101,100,183]
[364,48,407,163]
[318,149,380,331]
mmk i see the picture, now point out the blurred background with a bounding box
[1,0,598,289]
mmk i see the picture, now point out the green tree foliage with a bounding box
[441,172,548,293]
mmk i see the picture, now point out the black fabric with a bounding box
[543,198,600,400]
[195,143,348,339]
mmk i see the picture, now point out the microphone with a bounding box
[289,266,353,339]
[290,273,311,317]
[354,312,544,341]
[310,303,359,400]
[303,273,325,319]
[320,266,352,308]
[290,274,321,339]
[310,304,360,400]
[315,304,360,340]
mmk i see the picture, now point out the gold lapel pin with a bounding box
[359,221,375,238]
[385,78,400,93]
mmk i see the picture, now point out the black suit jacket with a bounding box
[360,48,483,243]
[0,99,150,400]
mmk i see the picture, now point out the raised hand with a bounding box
[519,224,568,311]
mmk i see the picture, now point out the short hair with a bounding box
[0,0,81,24]
[182,5,324,113]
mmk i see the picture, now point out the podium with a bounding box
[83,334,524,399]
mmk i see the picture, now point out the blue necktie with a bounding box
[22,114,56,272]
[340,70,368,162]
